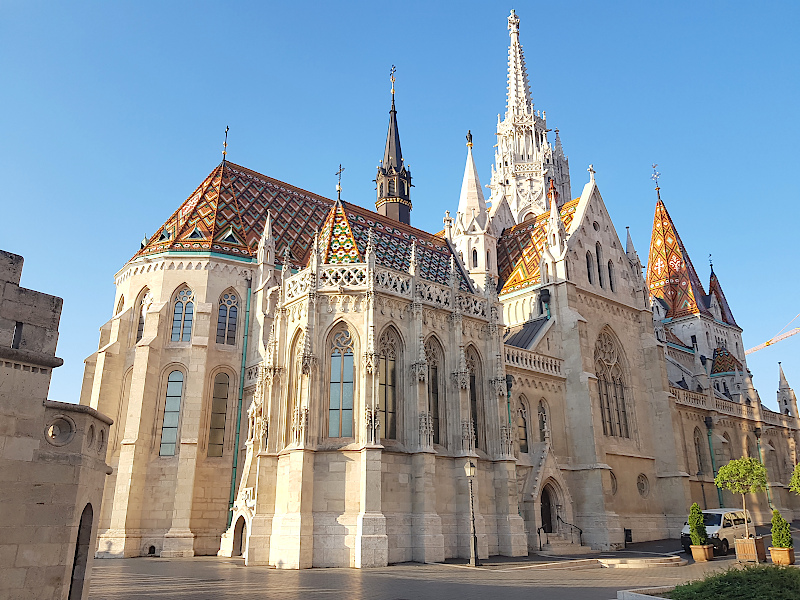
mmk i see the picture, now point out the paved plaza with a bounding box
[86,552,729,600]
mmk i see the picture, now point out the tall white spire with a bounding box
[506,9,533,116]
[487,10,571,226]
[456,131,487,229]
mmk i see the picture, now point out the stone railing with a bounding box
[504,346,563,377]
[374,266,412,298]
[415,280,452,310]
[318,263,368,289]
[457,293,487,318]
[763,409,795,429]
[285,268,314,301]
[673,387,754,418]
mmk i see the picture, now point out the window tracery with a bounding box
[216,292,239,345]
[378,328,399,440]
[136,290,152,342]
[329,327,355,438]
[594,330,630,438]
[171,288,194,342]
[425,338,443,445]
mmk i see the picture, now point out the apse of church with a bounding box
[80,9,798,568]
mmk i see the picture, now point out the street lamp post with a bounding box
[464,460,480,567]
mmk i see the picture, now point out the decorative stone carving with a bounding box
[419,412,433,449]
[365,404,380,445]
[461,419,475,453]
[499,424,515,458]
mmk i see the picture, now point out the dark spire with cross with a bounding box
[375,64,412,225]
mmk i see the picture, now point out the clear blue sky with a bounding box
[2,1,798,409]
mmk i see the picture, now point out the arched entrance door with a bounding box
[233,516,246,557]
[68,503,93,600]
[541,486,553,533]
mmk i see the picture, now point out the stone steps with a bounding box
[599,556,686,568]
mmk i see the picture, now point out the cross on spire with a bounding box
[390,65,396,96]
[222,125,229,164]
[651,163,661,199]
[335,164,345,201]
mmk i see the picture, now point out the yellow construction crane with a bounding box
[745,313,800,355]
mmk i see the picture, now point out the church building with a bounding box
[80,10,799,567]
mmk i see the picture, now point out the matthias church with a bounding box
[81,10,799,567]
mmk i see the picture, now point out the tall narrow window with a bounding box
[329,328,354,438]
[466,347,483,449]
[538,400,548,442]
[388,179,396,196]
[517,403,529,454]
[694,427,706,474]
[425,338,443,445]
[136,290,152,342]
[472,248,479,269]
[207,373,229,457]
[160,370,184,456]
[115,296,125,316]
[596,243,604,288]
[594,330,631,438]
[586,252,594,284]
[216,292,239,345]
[11,322,23,349]
[171,288,194,342]
[486,251,491,270]
[287,331,304,446]
[607,261,615,292]
[378,328,399,440]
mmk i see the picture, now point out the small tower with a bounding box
[375,67,412,225]
[777,363,798,417]
[451,131,497,291]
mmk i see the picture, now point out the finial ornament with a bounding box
[222,125,229,162]
[390,64,396,96]
[466,130,473,148]
[588,164,596,182]
[651,163,661,199]
[508,9,520,34]
[335,164,345,200]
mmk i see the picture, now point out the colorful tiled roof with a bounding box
[496,199,580,294]
[133,162,471,291]
[645,198,710,319]
[135,162,333,266]
[710,347,743,375]
[708,268,738,327]
[340,201,471,291]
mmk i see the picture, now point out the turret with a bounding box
[777,363,798,417]
[375,68,412,225]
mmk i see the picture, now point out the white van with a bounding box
[680,508,753,555]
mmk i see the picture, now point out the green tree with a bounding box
[771,509,793,549]
[689,502,708,546]
[714,456,767,538]
[789,463,800,495]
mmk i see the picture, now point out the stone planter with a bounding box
[769,546,795,565]
[690,544,714,562]
[735,536,767,563]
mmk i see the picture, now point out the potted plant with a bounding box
[789,463,800,495]
[769,509,794,565]
[715,456,768,562]
[688,502,714,562]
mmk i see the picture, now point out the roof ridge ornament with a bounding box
[651,163,661,200]
[222,126,229,165]
[335,164,345,201]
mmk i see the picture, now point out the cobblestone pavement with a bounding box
[87,555,734,600]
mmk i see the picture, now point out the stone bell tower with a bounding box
[375,66,412,225]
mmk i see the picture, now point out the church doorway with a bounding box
[68,503,93,600]
[233,516,247,557]
[541,485,555,534]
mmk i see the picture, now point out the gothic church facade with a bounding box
[80,10,799,567]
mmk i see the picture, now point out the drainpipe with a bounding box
[704,417,724,508]
[227,276,252,527]
[753,427,774,510]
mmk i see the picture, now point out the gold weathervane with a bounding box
[390,65,396,95]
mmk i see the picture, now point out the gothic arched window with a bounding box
[425,338,444,445]
[594,330,630,438]
[378,328,400,440]
[466,346,484,449]
[115,295,125,316]
[517,400,529,454]
[586,252,594,284]
[472,248,479,269]
[171,287,195,342]
[746,436,755,459]
[207,373,229,457]
[287,330,304,446]
[596,243,604,288]
[694,427,707,474]
[160,370,184,456]
[136,289,152,342]
[329,326,355,438]
[216,292,239,345]
[538,399,548,442]
[607,260,615,292]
